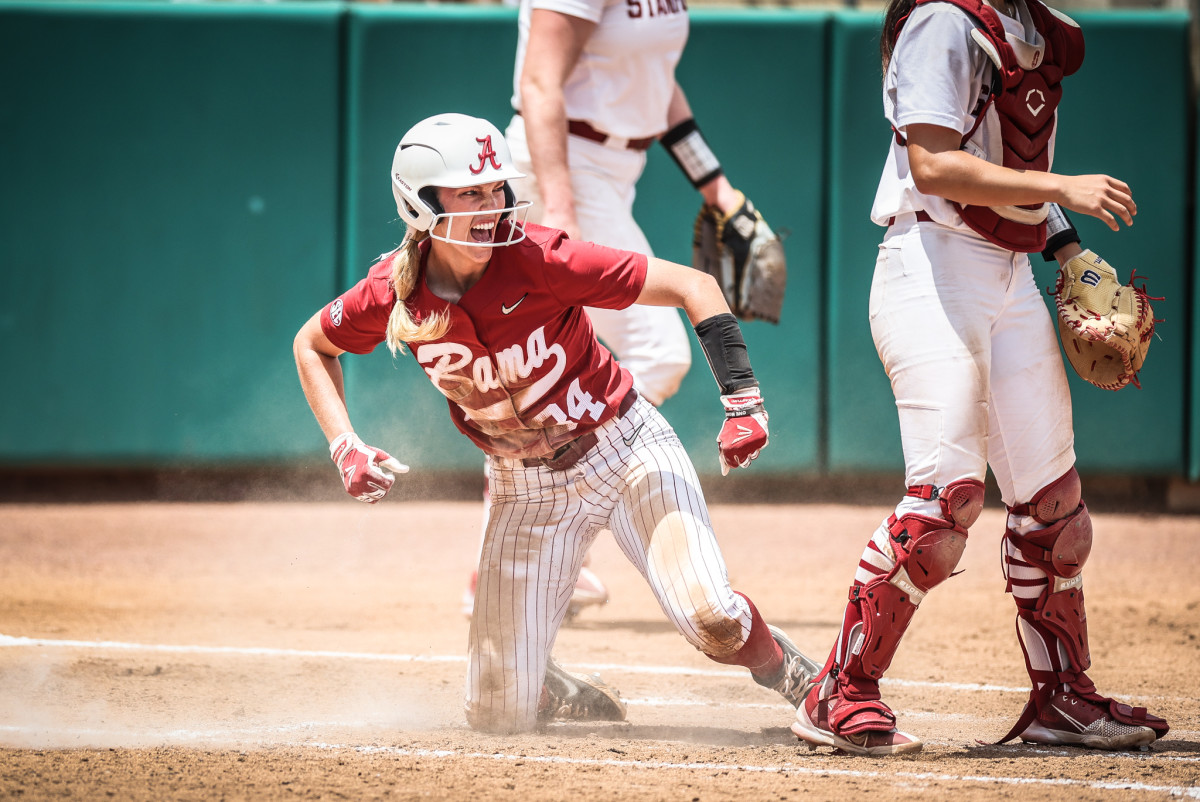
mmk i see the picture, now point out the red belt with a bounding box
[522,387,638,471]
[887,210,933,226]
[514,110,656,151]
[567,120,656,151]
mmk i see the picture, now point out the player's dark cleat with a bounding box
[538,658,627,723]
[1017,691,1159,750]
[791,673,922,756]
[753,625,821,708]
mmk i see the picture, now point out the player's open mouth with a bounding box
[470,219,497,243]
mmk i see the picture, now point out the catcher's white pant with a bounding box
[871,215,1076,516]
[505,115,691,406]
[465,396,752,733]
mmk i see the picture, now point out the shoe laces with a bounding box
[772,650,810,702]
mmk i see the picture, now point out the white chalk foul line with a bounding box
[0,722,366,741]
[1,725,1194,796]
[302,743,1200,798]
[0,634,464,664]
[1,634,1184,704]
[0,634,1027,693]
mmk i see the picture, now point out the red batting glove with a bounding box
[717,388,769,476]
[329,432,408,503]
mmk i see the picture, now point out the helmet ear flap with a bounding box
[418,186,444,217]
[501,183,517,222]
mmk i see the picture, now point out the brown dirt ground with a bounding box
[0,500,1196,801]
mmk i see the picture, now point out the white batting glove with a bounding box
[717,387,769,476]
[329,432,408,503]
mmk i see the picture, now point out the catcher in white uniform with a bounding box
[294,113,817,733]
[790,0,1168,756]
[458,0,788,619]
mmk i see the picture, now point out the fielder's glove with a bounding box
[693,191,787,324]
[329,432,408,503]
[1053,250,1158,391]
[717,387,769,476]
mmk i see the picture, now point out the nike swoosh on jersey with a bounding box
[501,293,528,315]
[621,423,645,447]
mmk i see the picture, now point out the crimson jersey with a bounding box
[320,223,648,459]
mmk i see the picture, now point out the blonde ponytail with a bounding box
[385,229,450,355]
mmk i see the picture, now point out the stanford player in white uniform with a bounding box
[468,0,752,619]
[506,0,717,405]
[293,113,818,733]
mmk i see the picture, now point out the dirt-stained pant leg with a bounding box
[465,398,752,731]
[467,457,602,733]
[596,398,752,659]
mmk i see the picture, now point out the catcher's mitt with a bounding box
[692,191,786,324]
[1053,249,1157,391]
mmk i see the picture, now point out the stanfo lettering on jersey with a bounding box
[625,0,687,19]
[415,326,605,428]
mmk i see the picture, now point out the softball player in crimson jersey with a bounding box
[790,0,1168,756]
[293,113,817,734]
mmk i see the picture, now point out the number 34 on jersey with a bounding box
[416,325,608,428]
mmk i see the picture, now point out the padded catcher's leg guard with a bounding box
[1000,470,1169,747]
[795,480,982,751]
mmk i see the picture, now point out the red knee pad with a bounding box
[1009,500,1092,579]
[906,478,985,529]
[1009,468,1082,524]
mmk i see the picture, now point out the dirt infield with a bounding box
[0,500,1196,800]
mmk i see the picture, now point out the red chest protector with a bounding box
[898,0,1085,252]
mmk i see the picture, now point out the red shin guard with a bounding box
[821,506,975,734]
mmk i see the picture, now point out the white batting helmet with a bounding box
[391,113,529,247]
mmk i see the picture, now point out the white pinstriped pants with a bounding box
[465,396,751,733]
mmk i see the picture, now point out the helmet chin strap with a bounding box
[427,202,532,248]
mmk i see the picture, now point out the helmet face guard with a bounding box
[391,113,530,248]
[426,205,532,248]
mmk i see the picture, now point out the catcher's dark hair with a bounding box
[881,0,918,70]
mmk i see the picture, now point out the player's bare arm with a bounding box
[905,123,1135,231]
[293,312,353,443]
[295,311,407,503]
[520,9,595,239]
[635,257,729,324]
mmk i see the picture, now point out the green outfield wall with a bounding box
[0,2,1192,482]
[0,1,343,464]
